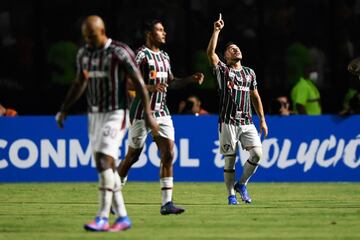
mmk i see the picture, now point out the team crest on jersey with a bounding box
[222,144,231,152]
[245,75,251,82]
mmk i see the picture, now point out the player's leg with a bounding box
[117,146,143,185]
[154,116,184,215]
[117,119,148,186]
[234,124,262,204]
[219,123,239,205]
[84,152,115,231]
[85,110,130,232]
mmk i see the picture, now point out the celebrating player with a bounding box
[207,14,268,205]
[117,19,204,215]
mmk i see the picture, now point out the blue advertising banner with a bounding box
[0,115,359,182]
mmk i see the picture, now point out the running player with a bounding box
[55,15,158,231]
[207,14,268,205]
[117,19,204,215]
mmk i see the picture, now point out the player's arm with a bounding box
[128,69,158,134]
[167,73,204,90]
[207,13,224,67]
[55,72,88,128]
[250,89,268,138]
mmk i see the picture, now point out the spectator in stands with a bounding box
[269,96,292,116]
[291,65,322,115]
[0,103,17,116]
[178,95,209,115]
[340,57,360,115]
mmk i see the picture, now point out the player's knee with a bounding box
[249,147,262,164]
[161,149,174,166]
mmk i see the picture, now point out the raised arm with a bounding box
[167,73,204,90]
[207,13,224,67]
[55,71,88,128]
[250,89,268,138]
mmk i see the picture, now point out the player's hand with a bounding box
[148,83,168,93]
[214,13,224,31]
[192,72,204,85]
[144,114,159,137]
[347,58,360,76]
[55,111,66,129]
[259,120,268,138]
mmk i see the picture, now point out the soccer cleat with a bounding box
[109,216,132,232]
[234,182,252,203]
[84,217,110,232]
[228,195,239,205]
[160,201,185,215]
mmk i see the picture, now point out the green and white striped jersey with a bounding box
[77,39,138,113]
[214,61,257,126]
[130,46,173,121]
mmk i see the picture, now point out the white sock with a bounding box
[239,147,262,185]
[224,155,236,196]
[239,161,258,185]
[97,168,115,218]
[224,171,236,196]
[120,175,128,187]
[160,177,173,206]
[112,171,127,217]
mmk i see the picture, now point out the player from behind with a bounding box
[207,14,268,205]
[117,19,204,215]
[55,15,158,231]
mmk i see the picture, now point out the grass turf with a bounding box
[0,182,359,240]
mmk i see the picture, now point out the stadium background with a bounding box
[1,0,360,115]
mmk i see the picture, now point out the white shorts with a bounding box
[88,110,128,160]
[128,116,174,149]
[219,123,261,155]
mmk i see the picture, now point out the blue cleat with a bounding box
[160,201,185,215]
[84,217,110,231]
[109,216,132,232]
[228,195,239,205]
[234,182,252,203]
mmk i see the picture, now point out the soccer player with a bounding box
[206,14,268,205]
[55,15,158,231]
[117,19,204,215]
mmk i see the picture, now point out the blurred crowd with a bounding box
[1,0,360,115]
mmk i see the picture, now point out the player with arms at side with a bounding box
[207,14,268,205]
[55,15,158,231]
[117,19,204,215]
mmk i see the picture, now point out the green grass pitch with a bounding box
[0,182,359,240]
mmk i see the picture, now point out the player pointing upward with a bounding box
[207,14,268,205]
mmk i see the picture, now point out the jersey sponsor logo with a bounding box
[227,81,250,91]
[149,71,168,79]
[88,71,106,78]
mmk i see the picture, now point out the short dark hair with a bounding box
[142,19,162,36]
[223,41,236,54]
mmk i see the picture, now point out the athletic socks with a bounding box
[160,177,173,206]
[97,168,115,218]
